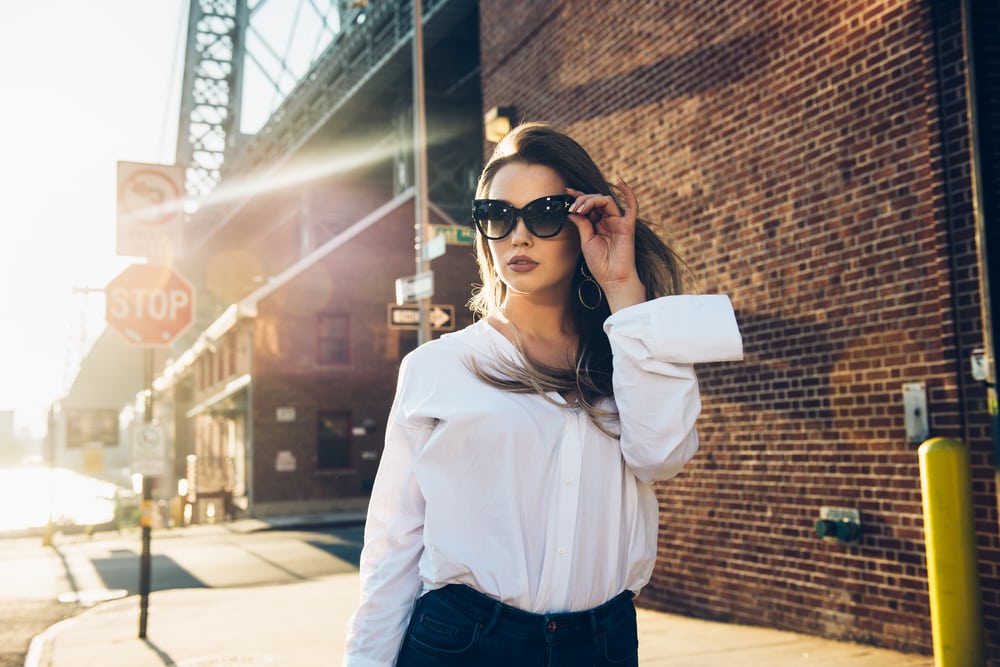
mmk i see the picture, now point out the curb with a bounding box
[226,512,367,534]
[23,596,137,667]
[24,615,73,667]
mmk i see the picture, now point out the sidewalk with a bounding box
[27,571,933,666]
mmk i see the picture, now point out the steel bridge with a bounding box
[176,0,482,244]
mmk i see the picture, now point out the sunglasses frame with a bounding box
[471,194,575,240]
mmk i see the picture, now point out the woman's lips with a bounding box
[507,256,538,272]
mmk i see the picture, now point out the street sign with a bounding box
[106,263,195,346]
[433,225,475,244]
[117,161,185,259]
[422,233,446,261]
[388,304,455,331]
[395,270,434,305]
[131,423,167,476]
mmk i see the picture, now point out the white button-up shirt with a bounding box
[343,295,743,667]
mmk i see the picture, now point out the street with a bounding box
[0,522,362,667]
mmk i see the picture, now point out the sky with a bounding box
[0,1,340,438]
[0,1,188,436]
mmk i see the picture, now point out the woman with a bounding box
[343,123,742,666]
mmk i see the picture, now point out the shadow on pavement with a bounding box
[308,539,362,569]
[89,553,206,595]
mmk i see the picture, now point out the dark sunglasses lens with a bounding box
[524,197,570,237]
[473,201,515,239]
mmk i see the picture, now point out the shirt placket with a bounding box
[549,407,585,608]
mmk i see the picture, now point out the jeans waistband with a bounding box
[428,584,635,641]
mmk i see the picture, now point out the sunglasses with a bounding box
[471,194,575,240]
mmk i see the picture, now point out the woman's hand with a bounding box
[567,180,647,312]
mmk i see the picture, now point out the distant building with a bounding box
[0,410,12,443]
[0,410,15,463]
[49,329,149,486]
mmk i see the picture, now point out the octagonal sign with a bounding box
[106,264,194,347]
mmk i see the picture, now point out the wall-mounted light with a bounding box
[484,106,516,143]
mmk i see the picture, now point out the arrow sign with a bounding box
[387,304,455,331]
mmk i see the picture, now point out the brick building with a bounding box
[476,0,998,659]
[145,0,999,660]
[154,0,482,522]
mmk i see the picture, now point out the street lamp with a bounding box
[484,106,516,143]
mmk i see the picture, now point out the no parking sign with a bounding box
[131,423,167,476]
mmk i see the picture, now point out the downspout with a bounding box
[960,0,1000,516]
[930,1,972,445]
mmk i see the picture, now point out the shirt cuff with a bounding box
[604,295,744,364]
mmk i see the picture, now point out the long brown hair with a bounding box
[468,123,690,430]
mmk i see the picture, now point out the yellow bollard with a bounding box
[918,437,986,666]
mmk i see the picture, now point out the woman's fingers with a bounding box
[566,188,623,219]
[617,180,638,222]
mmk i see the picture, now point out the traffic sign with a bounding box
[395,270,434,305]
[131,423,167,476]
[387,304,455,331]
[106,264,194,346]
[117,161,185,259]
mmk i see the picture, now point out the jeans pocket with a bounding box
[599,605,639,665]
[600,631,638,666]
[404,593,481,657]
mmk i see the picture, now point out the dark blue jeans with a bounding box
[396,584,639,666]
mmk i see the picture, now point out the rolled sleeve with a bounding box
[605,295,743,483]
[605,295,743,364]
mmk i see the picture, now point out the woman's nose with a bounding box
[510,216,532,245]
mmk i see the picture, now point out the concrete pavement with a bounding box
[26,568,934,667]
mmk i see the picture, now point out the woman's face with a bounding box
[486,162,581,306]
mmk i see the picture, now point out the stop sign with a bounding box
[106,264,194,346]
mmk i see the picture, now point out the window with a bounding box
[318,411,351,469]
[318,314,350,364]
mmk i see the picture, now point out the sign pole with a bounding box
[103,262,192,640]
[138,348,154,639]
[412,0,432,345]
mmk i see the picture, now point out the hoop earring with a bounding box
[577,263,603,310]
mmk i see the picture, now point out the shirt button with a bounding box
[557,547,565,555]
[564,479,573,486]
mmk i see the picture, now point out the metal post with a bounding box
[412,0,432,345]
[138,348,154,639]
[918,437,986,665]
[42,407,55,547]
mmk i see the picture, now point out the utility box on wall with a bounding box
[903,382,929,443]
[815,507,862,544]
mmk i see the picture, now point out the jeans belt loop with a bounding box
[482,600,502,636]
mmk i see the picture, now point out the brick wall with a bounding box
[481,0,998,658]
[251,201,479,511]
